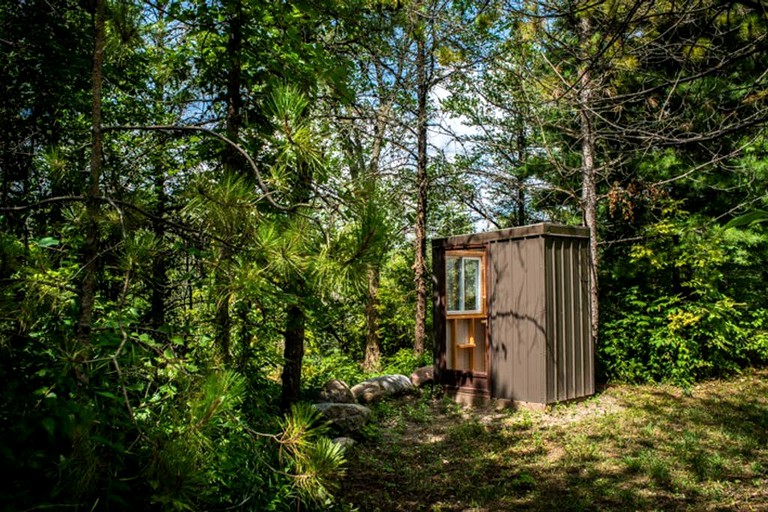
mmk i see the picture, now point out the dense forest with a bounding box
[1,0,767,509]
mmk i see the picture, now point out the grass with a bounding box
[336,369,768,511]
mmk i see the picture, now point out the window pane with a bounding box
[446,257,461,311]
[463,258,480,311]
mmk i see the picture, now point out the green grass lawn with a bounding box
[337,369,768,511]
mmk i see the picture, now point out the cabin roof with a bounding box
[432,222,590,248]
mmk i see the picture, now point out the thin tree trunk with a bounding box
[516,123,527,226]
[280,158,313,410]
[214,0,244,363]
[224,0,243,171]
[413,26,429,357]
[363,267,382,372]
[213,266,232,362]
[361,95,390,371]
[578,16,599,346]
[280,303,305,410]
[149,169,167,332]
[149,27,169,336]
[75,0,106,363]
[581,118,599,345]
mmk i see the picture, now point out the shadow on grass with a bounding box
[338,372,768,511]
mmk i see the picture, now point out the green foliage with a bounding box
[378,250,420,355]
[303,244,424,379]
[303,349,367,391]
[4,0,768,509]
[278,403,347,507]
[601,208,768,385]
[0,2,362,510]
[382,348,431,376]
[725,210,768,229]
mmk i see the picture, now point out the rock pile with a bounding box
[312,368,435,437]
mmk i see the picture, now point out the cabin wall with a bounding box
[545,236,594,402]
[488,237,547,404]
[433,223,594,406]
[432,245,446,381]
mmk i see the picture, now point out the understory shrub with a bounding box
[302,348,367,391]
[600,212,768,385]
[382,348,432,376]
[0,314,345,511]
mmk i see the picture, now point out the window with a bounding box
[446,254,484,315]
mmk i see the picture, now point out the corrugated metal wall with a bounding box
[545,236,594,403]
[434,224,593,405]
[432,246,446,381]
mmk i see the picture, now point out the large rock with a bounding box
[333,437,356,450]
[410,365,435,388]
[318,379,356,404]
[351,374,414,404]
[312,403,371,434]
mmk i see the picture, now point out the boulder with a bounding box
[410,365,435,388]
[312,403,371,434]
[333,437,356,450]
[318,379,356,404]
[351,374,414,404]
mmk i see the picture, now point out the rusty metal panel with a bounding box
[488,237,547,404]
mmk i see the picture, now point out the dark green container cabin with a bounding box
[432,223,594,406]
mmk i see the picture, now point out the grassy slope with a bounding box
[338,370,768,511]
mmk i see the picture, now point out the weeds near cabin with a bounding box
[338,370,768,511]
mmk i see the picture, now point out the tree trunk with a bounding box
[224,0,243,171]
[214,0,244,363]
[360,94,390,371]
[363,267,382,372]
[578,16,599,346]
[75,0,106,361]
[280,303,305,411]
[516,123,527,226]
[149,168,167,333]
[280,157,313,409]
[413,25,429,357]
[213,266,232,362]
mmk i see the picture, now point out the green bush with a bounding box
[600,212,768,385]
[302,349,367,391]
[382,348,432,376]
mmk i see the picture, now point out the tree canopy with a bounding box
[1,0,767,509]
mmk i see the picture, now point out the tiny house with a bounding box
[432,223,594,406]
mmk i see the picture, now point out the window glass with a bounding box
[463,258,479,311]
[446,257,461,311]
[445,255,482,314]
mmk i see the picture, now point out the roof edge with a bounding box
[431,223,590,247]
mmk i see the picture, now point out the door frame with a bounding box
[437,244,491,395]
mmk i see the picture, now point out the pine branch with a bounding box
[0,195,234,248]
[101,124,289,211]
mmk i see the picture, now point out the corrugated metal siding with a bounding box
[489,237,547,404]
[434,223,593,405]
[580,239,595,397]
[545,237,594,402]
